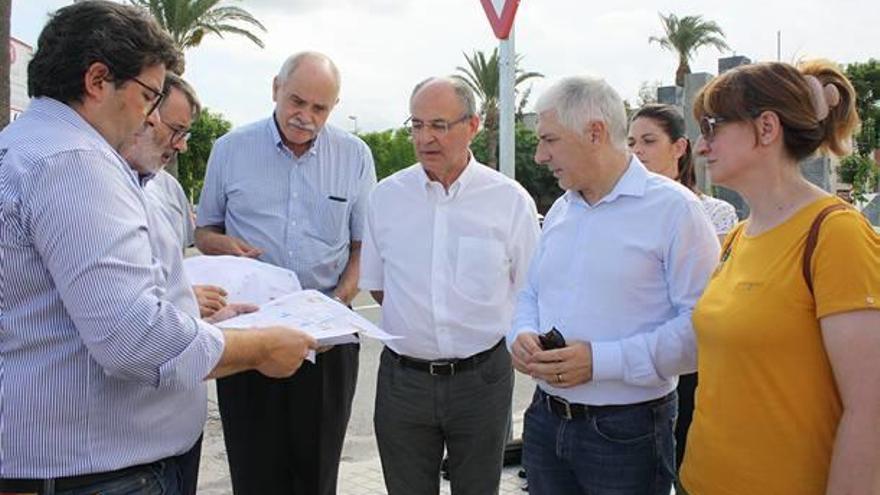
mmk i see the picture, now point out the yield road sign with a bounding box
[479,0,520,40]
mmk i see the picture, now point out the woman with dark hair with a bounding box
[628,104,737,473]
[679,60,880,495]
[628,103,738,241]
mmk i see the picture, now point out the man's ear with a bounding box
[82,61,112,100]
[271,77,279,103]
[586,120,606,145]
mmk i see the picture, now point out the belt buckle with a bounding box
[429,361,453,376]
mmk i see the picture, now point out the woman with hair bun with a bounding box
[679,60,880,495]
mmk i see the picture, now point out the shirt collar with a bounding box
[268,113,323,159]
[417,151,479,197]
[564,155,649,206]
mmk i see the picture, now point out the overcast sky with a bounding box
[12,0,878,132]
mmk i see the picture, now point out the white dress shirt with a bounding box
[360,157,540,360]
[509,157,719,406]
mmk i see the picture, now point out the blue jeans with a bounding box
[55,460,181,495]
[522,388,677,495]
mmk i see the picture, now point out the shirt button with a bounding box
[291,221,297,226]
[293,192,299,198]
[288,250,293,256]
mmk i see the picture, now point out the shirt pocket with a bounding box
[454,236,509,302]
[311,195,350,245]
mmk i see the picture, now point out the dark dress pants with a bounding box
[217,343,359,495]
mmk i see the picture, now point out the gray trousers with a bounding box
[374,343,514,495]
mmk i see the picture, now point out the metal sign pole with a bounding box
[498,27,515,179]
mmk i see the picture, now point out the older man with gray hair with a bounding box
[507,76,719,494]
[360,77,540,494]
[196,51,376,495]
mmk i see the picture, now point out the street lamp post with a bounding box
[348,115,358,134]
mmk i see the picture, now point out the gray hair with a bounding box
[535,76,628,151]
[162,73,201,118]
[410,77,477,117]
[276,51,341,90]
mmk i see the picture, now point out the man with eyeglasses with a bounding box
[195,51,376,495]
[359,77,540,494]
[0,4,317,494]
[135,74,230,319]
[120,73,228,495]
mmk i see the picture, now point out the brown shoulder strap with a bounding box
[803,203,852,295]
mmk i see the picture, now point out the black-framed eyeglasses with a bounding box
[160,120,191,145]
[405,114,471,136]
[130,76,166,117]
[699,116,727,142]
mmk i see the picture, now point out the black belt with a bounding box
[386,339,505,376]
[540,388,674,420]
[0,459,164,493]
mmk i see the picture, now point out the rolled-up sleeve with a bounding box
[27,150,225,389]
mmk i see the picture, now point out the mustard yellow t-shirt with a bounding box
[681,196,880,495]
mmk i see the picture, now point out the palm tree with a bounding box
[130,0,266,59]
[454,48,542,170]
[649,13,730,87]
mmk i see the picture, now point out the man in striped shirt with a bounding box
[0,3,316,493]
[195,51,377,495]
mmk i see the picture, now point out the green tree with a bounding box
[472,124,561,212]
[845,59,880,155]
[360,128,416,180]
[178,107,232,203]
[454,48,543,170]
[838,154,879,204]
[130,0,266,67]
[649,13,730,87]
[837,59,880,202]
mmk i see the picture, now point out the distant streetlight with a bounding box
[348,115,358,134]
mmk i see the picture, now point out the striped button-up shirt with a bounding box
[196,116,376,292]
[0,98,224,478]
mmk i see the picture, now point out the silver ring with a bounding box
[556,373,563,383]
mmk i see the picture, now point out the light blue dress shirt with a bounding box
[196,116,377,292]
[0,98,224,477]
[509,157,720,406]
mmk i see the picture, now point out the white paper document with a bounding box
[217,290,399,343]
[183,255,301,305]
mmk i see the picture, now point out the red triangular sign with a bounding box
[479,0,520,40]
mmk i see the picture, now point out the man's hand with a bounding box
[196,229,263,258]
[205,303,259,324]
[528,342,593,388]
[254,327,318,378]
[510,332,543,374]
[194,285,228,318]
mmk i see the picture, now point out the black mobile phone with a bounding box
[538,327,566,350]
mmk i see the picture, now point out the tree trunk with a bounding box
[675,56,691,88]
[0,0,11,130]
